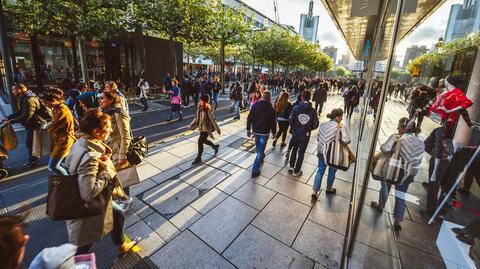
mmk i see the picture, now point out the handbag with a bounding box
[117,165,140,188]
[32,129,51,158]
[371,135,412,185]
[1,124,18,151]
[324,124,355,171]
[171,95,182,105]
[46,151,115,220]
[126,136,148,165]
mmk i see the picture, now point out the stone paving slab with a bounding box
[232,181,276,210]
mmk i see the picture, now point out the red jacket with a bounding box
[429,88,473,130]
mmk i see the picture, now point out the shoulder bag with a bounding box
[371,135,412,185]
[46,151,115,220]
[324,124,355,171]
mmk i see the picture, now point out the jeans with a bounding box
[289,136,309,173]
[313,155,336,192]
[234,100,241,119]
[75,201,126,255]
[196,132,216,160]
[275,121,289,143]
[48,157,68,176]
[140,97,148,109]
[212,92,219,109]
[252,135,268,173]
[378,177,412,221]
[25,128,37,161]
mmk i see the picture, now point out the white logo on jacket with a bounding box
[298,114,310,125]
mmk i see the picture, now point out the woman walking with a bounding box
[65,110,138,256]
[99,90,133,210]
[272,91,292,147]
[41,87,75,176]
[212,76,222,110]
[138,75,149,111]
[167,80,183,122]
[189,95,221,165]
[312,108,350,198]
[347,86,360,117]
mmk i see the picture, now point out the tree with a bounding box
[334,66,350,77]
[256,28,291,74]
[139,0,212,76]
[391,69,402,81]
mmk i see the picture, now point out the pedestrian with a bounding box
[189,95,220,165]
[408,86,428,128]
[312,108,350,197]
[104,81,128,113]
[65,109,138,256]
[288,90,319,177]
[2,84,49,167]
[246,91,276,178]
[272,91,292,147]
[40,88,75,176]
[99,90,133,210]
[199,74,212,99]
[313,83,327,115]
[231,82,243,120]
[167,80,183,122]
[212,76,222,110]
[163,73,172,92]
[347,86,360,117]
[343,85,351,113]
[138,75,149,111]
[371,118,424,231]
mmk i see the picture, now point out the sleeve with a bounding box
[77,154,114,202]
[341,125,351,145]
[115,112,132,160]
[270,108,277,134]
[10,98,36,124]
[144,81,150,89]
[208,110,221,135]
[311,111,319,130]
[289,106,297,127]
[380,134,396,153]
[246,105,254,131]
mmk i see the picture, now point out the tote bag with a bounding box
[117,165,140,188]
[324,125,355,171]
[171,95,182,105]
[371,135,412,185]
[32,129,51,158]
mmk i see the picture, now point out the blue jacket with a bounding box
[289,101,319,138]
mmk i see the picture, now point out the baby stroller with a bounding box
[0,123,18,180]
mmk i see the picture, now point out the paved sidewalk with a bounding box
[8,94,456,268]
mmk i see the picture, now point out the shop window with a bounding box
[38,36,75,86]
[11,34,35,87]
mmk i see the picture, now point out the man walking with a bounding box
[313,82,327,115]
[231,82,243,120]
[2,84,49,167]
[247,91,276,178]
[288,90,319,176]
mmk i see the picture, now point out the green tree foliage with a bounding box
[334,66,350,77]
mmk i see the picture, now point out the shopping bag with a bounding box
[117,166,140,188]
[1,124,18,151]
[324,125,355,171]
[32,129,51,158]
[371,135,412,185]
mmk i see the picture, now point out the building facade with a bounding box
[299,0,319,43]
[403,45,429,67]
[445,0,480,42]
[323,46,338,65]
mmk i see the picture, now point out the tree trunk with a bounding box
[220,37,225,94]
[30,35,43,93]
[76,37,89,86]
[71,37,80,81]
[168,35,178,77]
[133,25,146,76]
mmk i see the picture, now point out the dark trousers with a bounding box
[275,121,289,143]
[140,97,148,109]
[25,128,37,161]
[315,101,324,114]
[348,105,355,116]
[196,131,215,160]
[426,157,449,215]
[289,136,310,173]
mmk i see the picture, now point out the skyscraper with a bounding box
[322,46,338,64]
[299,0,319,43]
[444,0,480,42]
[403,45,429,67]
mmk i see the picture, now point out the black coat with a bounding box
[8,90,48,129]
[247,100,276,135]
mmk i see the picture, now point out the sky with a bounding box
[242,0,464,65]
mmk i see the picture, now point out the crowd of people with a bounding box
[0,68,477,268]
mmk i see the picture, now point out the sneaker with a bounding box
[272,139,277,147]
[280,143,287,147]
[120,197,134,211]
[22,159,39,168]
[288,167,294,174]
[311,191,319,199]
[214,145,219,155]
[192,159,202,166]
[285,151,290,160]
[251,171,261,178]
[370,201,383,212]
[293,171,303,177]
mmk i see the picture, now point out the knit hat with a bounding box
[200,94,210,103]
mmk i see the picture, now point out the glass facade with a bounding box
[38,36,75,86]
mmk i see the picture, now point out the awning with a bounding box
[320,0,446,61]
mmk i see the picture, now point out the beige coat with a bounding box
[104,104,132,162]
[64,137,117,247]
[189,105,221,139]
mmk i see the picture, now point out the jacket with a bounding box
[103,104,132,161]
[380,133,424,176]
[289,101,319,138]
[317,120,350,154]
[247,100,276,136]
[8,90,47,129]
[64,137,116,247]
[48,103,75,159]
[189,104,221,139]
[212,82,222,93]
[277,102,292,121]
[231,86,243,101]
[313,87,327,103]
[138,80,149,98]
